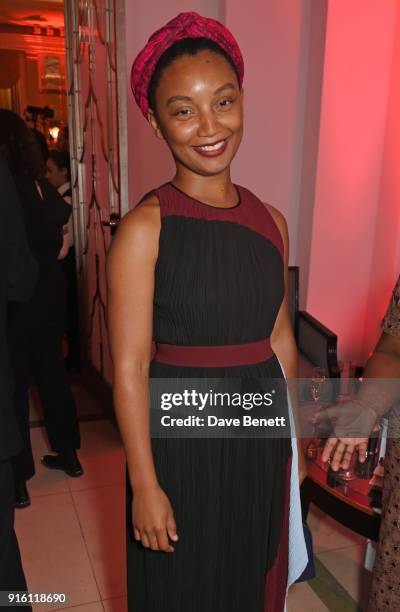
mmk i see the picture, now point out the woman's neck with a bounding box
[171,168,237,207]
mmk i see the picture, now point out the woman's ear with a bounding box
[147,109,164,140]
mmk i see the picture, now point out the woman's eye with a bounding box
[174,108,192,117]
[218,98,234,109]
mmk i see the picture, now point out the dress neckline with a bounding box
[167,181,242,210]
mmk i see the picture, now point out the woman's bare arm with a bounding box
[107,195,178,552]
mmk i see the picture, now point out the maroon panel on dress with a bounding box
[264,453,292,611]
[154,182,284,258]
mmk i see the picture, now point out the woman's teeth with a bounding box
[197,140,226,151]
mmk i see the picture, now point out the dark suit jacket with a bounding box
[11,176,71,328]
[0,160,38,462]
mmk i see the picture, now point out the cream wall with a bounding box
[225,0,313,262]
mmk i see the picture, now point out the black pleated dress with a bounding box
[126,182,292,612]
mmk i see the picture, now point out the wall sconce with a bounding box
[49,126,60,142]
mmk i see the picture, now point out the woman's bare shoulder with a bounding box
[122,191,160,224]
[108,192,160,265]
[117,192,160,237]
[262,202,288,235]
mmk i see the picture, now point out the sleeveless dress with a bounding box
[126,182,303,612]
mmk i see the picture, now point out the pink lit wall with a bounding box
[362,4,400,358]
[306,0,399,363]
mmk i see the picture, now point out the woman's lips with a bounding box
[192,139,228,157]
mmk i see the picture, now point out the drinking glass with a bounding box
[310,367,326,402]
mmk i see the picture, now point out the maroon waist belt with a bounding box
[151,338,274,368]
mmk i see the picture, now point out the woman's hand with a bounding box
[314,400,377,471]
[132,484,178,553]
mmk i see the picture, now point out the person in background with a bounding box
[318,275,400,610]
[31,128,49,165]
[0,158,37,608]
[23,109,49,165]
[46,150,80,371]
[0,108,83,510]
[46,150,72,259]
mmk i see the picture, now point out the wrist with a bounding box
[131,479,160,494]
[352,398,378,419]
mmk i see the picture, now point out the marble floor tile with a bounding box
[317,544,372,609]
[66,421,124,492]
[287,582,328,611]
[59,604,104,612]
[307,503,366,553]
[15,492,100,611]
[102,596,127,612]
[72,485,126,601]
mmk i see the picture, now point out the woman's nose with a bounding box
[197,110,219,138]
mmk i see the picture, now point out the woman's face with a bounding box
[148,50,244,177]
[45,158,67,188]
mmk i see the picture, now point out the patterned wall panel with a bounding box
[64,0,121,383]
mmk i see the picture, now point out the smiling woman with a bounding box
[146,39,244,198]
[107,11,307,612]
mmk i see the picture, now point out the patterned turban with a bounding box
[131,11,244,117]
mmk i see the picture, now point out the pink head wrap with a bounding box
[131,12,244,117]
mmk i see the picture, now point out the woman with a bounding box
[0,109,83,509]
[107,12,307,611]
[46,149,81,371]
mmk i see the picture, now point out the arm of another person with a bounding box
[57,195,73,260]
[265,203,307,484]
[362,332,400,384]
[57,225,71,260]
[320,277,400,470]
[106,195,178,553]
[363,278,400,390]
[355,331,400,417]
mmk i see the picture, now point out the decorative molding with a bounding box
[65,0,120,379]
[0,31,65,55]
[0,23,64,37]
